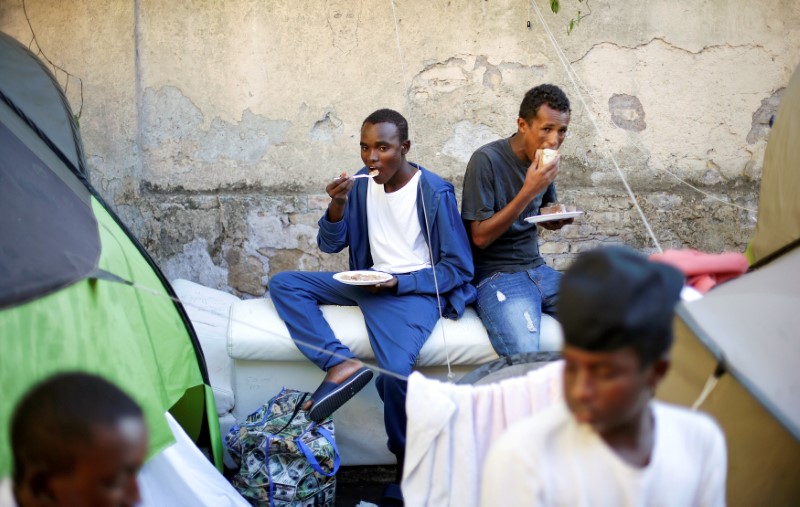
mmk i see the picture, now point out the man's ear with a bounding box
[401,140,411,155]
[22,465,58,506]
[648,358,670,390]
[516,117,528,133]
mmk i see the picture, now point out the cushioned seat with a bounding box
[228,298,562,366]
[172,279,564,465]
[227,297,563,465]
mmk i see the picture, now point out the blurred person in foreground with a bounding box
[3,372,148,507]
[480,246,727,507]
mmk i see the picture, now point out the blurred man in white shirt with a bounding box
[481,246,727,507]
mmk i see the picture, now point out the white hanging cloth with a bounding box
[402,361,564,507]
[138,412,249,507]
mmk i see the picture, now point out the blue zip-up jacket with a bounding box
[317,164,477,319]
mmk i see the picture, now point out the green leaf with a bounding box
[550,0,560,14]
[568,19,574,34]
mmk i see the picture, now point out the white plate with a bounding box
[524,210,584,224]
[333,270,393,286]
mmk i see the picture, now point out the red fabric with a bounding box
[649,249,749,294]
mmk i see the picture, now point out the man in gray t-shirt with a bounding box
[461,84,573,355]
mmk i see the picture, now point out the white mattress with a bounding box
[227,298,563,366]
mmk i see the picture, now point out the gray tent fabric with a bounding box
[658,64,800,506]
[661,294,800,506]
[0,32,100,310]
[750,64,800,264]
[676,247,800,440]
[0,32,86,177]
[0,115,100,309]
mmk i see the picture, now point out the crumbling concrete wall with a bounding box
[2,0,798,295]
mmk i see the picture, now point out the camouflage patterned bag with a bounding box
[225,388,339,506]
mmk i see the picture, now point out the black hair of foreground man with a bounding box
[559,244,683,367]
[11,372,148,507]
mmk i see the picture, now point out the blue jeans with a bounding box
[475,265,561,356]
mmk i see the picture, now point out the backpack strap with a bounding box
[296,424,341,477]
[263,390,309,507]
[263,435,277,507]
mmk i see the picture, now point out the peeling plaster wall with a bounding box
[2,0,798,296]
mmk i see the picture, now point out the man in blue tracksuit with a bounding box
[269,109,476,496]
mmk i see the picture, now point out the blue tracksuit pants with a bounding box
[269,271,440,457]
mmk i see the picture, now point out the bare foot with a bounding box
[303,359,365,411]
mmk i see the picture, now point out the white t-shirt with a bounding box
[367,171,431,274]
[0,478,17,507]
[480,400,727,507]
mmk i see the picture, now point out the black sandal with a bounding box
[307,366,373,422]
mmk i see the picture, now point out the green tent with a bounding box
[0,31,222,476]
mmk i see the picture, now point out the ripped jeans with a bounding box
[475,265,561,356]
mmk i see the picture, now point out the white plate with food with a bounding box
[333,270,393,286]
[524,211,584,224]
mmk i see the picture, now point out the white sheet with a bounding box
[402,361,564,507]
[139,412,249,507]
[0,478,16,507]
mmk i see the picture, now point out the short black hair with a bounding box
[519,84,571,123]
[11,372,144,483]
[558,246,684,367]
[362,108,409,142]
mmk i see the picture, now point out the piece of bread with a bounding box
[541,149,559,166]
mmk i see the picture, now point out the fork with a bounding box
[333,174,375,181]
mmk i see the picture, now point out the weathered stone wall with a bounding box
[2,0,798,295]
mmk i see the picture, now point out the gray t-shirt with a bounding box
[461,136,557,283]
